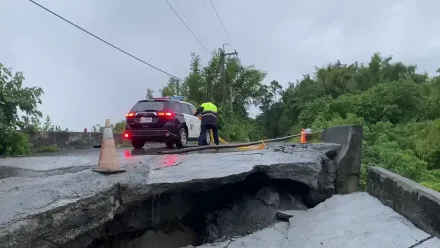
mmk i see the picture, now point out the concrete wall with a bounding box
[320,124,363,194]
[26,131,125,149]
[367,167,440,237]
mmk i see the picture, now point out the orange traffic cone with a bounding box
[259,141,268,149]
[300,128,307,144]
[92,119,126,174]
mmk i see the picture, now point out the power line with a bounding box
[28,0,181,79]
[166,0,210,54]
[208,0,235,50]
[203,0,224,36]
[173,0,211,52]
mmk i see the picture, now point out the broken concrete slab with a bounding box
[274,143,341,205]
[113,226,198,248]
[0,144,341,248]
[198,222,290,248]
[276,210,307,221]
[255,186,280,206]
[321,124,363,194]
[198,193,440,248]
[281,192,439,248]
[201,182,308,243]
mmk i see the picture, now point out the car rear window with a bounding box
[131,101,165,112]
[188,104,196,114]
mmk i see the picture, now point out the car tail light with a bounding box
[157,112,174,118]
[123,132,130,139]
[126,112,136,118]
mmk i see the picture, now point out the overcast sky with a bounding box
[1,0,439,131]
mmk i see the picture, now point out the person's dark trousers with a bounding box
[198,124,220,146]
[210,125,220,145]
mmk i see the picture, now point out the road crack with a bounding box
[407,235,434,248]
[223,239,233,248]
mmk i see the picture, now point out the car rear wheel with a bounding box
[131,139,145,149]
[165,140,175,149]
[175,128,188,148]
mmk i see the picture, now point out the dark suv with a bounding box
[123,96,210,149]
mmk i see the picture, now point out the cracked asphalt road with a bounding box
[1,142,439,248]
[0,142,286,179]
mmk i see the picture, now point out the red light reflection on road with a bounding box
[124,150,131,158]
[151,154,181,171]
[162,154,178,167]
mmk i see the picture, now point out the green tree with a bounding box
[42,115,53,131]
[91,121,125,133]
[113,120,125,133]
[146,88,155,99]
[0,64,44,156]
[21,116,42,133]
[160,78,183,97]
[92,124,104,133]
[159,51,266,141]
[261,52,440,192]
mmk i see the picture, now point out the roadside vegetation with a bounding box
[1,51,440,191]
[0,64,67,156]
[92,120,125,134]
[156,52,440,192]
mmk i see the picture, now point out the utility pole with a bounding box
[220,43,238,112]
[221,49,226,103]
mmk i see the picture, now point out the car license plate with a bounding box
[140,117,152,123]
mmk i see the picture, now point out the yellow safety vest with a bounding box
[201,102,218,113]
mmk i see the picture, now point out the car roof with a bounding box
[138,99,194,105]
[179,100,195,106]
[134,99,196,113]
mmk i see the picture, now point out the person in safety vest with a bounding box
[194,102,220,146]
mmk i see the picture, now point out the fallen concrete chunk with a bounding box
[204,187,281,242]
[199,193,440,248]
[276,186,308,211]
[120,227,198,248]
[276,210,307,221]
[255,186,280,206]
[197,222,289,248]
[281,192,440,248]
[273,143,342,205]
[0,144,341,248]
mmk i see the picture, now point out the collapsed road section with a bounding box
[2,124,439,248]
[0,142,344,248]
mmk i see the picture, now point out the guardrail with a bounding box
[367,167,440,238]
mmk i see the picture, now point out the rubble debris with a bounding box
[276,210,307,221]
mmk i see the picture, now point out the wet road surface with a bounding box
[0,142,287,179]
[2,142,439,248]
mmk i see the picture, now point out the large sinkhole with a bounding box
[65,172,312,248]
